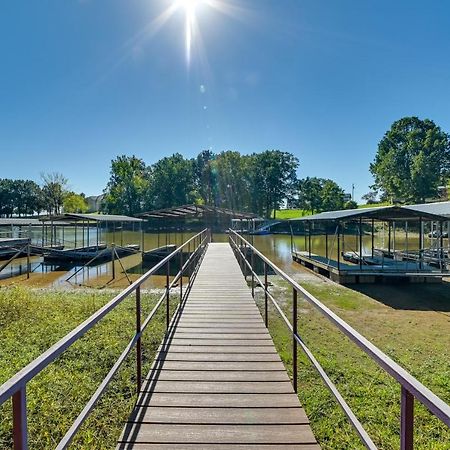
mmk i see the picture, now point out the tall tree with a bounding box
[150,153,198,209]
[321,179,345,211]
[296,177,345,213]
[41,173,68,215]
[0,179,43,217]
[103,155,150,215]
[0,179,15,217]
[214,151,251,212]
[370,117,450,203]
[296,177,324,213]
[194,150,217,205]
[63,192,88,213]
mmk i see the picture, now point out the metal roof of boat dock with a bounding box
[43,213,143,223]
[289,205,448,222]
[405,201,450,218]
[139,204,259,219]
[0,218,41,226]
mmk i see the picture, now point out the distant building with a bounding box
[86,195,104,213]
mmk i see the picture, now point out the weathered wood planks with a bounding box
[118,243,319,450]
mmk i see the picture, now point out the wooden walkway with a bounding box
[118,243,319,449]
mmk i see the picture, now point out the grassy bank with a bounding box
[273,209,312,219]
[254,277,450,449]
[0,286,173,449]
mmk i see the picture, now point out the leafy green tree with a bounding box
[214,151,251,212]
[362,191,378,204]
[0,179,44,217]
[41,173,68,215]
[250,150,299,218]
[344,200,358,210]
[194,150,217,206]
[63,192,88,213]
[370,117,450,203]
[296,177,345,213]
[0,179,15,217]
[103,156,150,215]
[296,177,324,213]
[15,180,44,216]
[321,179,345,211]
[149,153,198,209]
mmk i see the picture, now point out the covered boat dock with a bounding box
[289,205,449,284]
[40,213,143,264]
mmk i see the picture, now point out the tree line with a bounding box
[0,174,88,217]
[102,150,356,218]
[2,116,449,218]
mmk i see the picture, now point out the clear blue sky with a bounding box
[1,0,450,202]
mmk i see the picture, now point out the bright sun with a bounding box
[176,0,206,65]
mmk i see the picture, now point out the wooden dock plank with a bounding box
[118,243,319,449]
[119,424,317,444]
[142,370,291,382]
[127,406,310,424]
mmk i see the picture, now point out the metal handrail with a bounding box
[0,229,210,450]
[228,229,450,450]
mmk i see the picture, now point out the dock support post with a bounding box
[337,224,341,271]
[388,221,392,256]
[419,218,423,270]
[308,222,311,258]
[304,223,307,251]
[136,286,142,392]
[359,217,363,270]
[400,386,414,450]
[325,232,328,260]
[371,219,374,258]
[27,224,31,279]
[26,242,30,280]
[292,288,298,393]
[111,244,116,279]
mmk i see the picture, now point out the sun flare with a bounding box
[175,0,206,65]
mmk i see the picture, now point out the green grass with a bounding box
[357,202,391,209]
[0,286,174,449]
[254,279,450,449]
[272,209,312,219]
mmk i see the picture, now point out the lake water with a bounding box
[0,228,445,287]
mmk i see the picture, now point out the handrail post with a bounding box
[293,288,298,393]
[264,262,268,328]
[166,260,170,329]
[243,241,247,280]
[12,387,27,450]
[135,286,142,392]
[251,248,255,297]
[180,249,183,302]
[401,386,414,450]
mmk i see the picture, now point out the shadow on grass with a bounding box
[352,281,450,312]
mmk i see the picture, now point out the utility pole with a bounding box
[352,183,355,201]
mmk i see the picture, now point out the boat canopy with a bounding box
[43,213,143,223]
[289,205,448,223]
